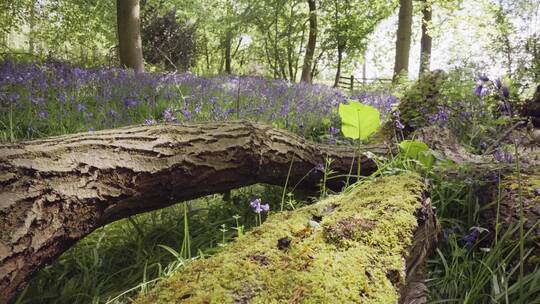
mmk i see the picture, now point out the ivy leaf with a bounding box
[338,101,380,140]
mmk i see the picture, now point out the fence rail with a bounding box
[337,75,393,91]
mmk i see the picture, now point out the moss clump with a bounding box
[379,70,448,140]
[136,173,426,304]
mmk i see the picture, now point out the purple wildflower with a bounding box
[162,107,176,122]
[144,118,157,125]
[493,149,513,163]
[124,97,138,108]
[250,198,270,214]
[477,75,489,82]
[395,120,405,130]
[77,103,85,112]
[180,108,192,120]
[462,227,480,249]
[329,126,340,136]
[474,85,484,97]
[38,111,48,119]
[194,103,202,114]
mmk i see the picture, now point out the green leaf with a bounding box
[399,140,430,158]
[399,140,435,169]
[338,101,380,140]
[418,150,435,169]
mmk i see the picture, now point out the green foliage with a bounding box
[398,140,435,169]
[338,101,380,140]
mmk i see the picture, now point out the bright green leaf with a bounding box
[338,101,380,140]
[399,140,430,158]
[399,140,435,169]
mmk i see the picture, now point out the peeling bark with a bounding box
[0,121,388,303]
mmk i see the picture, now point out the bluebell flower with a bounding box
[462,227,480,249]
[474,85,484,97]
[124,97,138,108]
[162,107,176,122]
[181,109,192,120]
[395,119,405,129]
[144,118,157,125]
[477,75,489,82]
[500,86,509,99]
[250,198,270,214]
[493,149,513,163]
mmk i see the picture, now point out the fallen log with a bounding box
[0,121,390,303]
[136,173,438,304]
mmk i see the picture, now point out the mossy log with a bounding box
[0,121,390,303]
[137,174,438,304]
[479,171,540,267]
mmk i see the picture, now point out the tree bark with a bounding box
[28,2,35,54]
[0,121,389,303]
[333,44,344,88]
[393,0,413,81]
[224,32,232,74]
[117,0,144,72]
[419,0,432,76]
[300,0,317,83]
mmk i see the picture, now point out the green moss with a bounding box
[379,71,448,140]
[503,172,540,203]
[136,173,425,304]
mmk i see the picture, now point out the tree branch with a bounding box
[0,121,388,303]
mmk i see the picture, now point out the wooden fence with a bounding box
[337,75,393,91]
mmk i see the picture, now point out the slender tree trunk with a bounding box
[0,121,389,303]
[224,32,232,74]
[293,27,304,81]
[393,0,413,80]
[28,3,35,54]
[300,0,317,83]
[117,0,144,72]
[204,34,211,73]
[333,45,344,88]
[419,0,432,76]
[274,8,279,79]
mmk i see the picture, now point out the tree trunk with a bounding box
[393,0,413,81]
[117,0,144,72]
[333,45,344,88]
[224,32,232,74]
[0,121,389,303]
[300,0,317,83]
[28,3,35,54]
[136,173,438,304]
[419,0,432,76]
